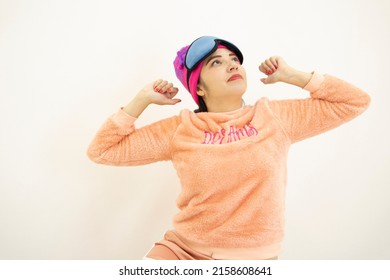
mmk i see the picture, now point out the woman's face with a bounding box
[197,48,247,104]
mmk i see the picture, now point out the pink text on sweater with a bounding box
[201,124,258,144]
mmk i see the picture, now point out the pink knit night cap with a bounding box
[173,45,229,105]
[173,45,201,105]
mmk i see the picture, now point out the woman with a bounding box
[87,36,370,260]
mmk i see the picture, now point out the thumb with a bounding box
[165,98,182,105]
[260,77,270,84]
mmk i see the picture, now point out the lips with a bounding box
[228,74,243,82]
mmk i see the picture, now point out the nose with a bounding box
[228,61,239,72]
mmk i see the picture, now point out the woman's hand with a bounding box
[259,56,291,84]
[123,79,181,118]
[259,56,312,88]
[140,79,181,106]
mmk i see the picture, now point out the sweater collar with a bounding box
[186,104,255,131]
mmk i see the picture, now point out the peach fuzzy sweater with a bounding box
[87,73,370,259]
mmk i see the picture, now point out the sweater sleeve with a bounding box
[87,109,181,166]
[269,72,371,143]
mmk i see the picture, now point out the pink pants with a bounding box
[144,231,278,260]
[145,231,214,260]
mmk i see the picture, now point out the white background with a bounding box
[0,0,389,259]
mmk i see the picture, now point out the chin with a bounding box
[229,85,247,96]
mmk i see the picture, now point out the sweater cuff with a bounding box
[303,72,325,92]
[111,108,138,128]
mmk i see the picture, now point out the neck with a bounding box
[205,98,244,113]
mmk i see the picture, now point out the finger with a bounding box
[164,98,182,105]
[162,88,178,100]
[260,77,268,84]
[259,63,269,75]
[161,82,173,93]
[154,80,168,93]
[158,81,168,92]
[270,56,278,69]
[258,63,265,73]
[260,61,273,75]
[169,87,179,95]
[265,59,276,73]
[166,85,179,94]
[167,87,179,98]
[164,92,174,99]
[153,79,163,89]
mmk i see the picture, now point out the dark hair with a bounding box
[194,96,208,113]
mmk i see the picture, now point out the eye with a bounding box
[211,59,222,66]
[232,56,240,63]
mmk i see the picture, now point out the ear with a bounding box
[197,85,205,97]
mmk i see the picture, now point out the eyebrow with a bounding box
[205,53,237,65]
